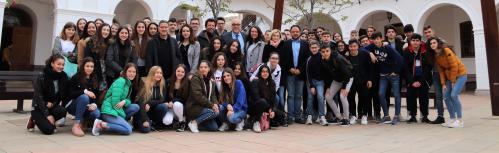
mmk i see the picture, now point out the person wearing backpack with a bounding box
[321,45,354,126]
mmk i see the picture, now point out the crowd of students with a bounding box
[25,16,468,137]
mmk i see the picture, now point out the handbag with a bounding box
[63,56,78,78]
[260,112,270,131]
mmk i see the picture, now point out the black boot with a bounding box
[421,116,431,123]
[430,116,445,124]
[407,116,418,124]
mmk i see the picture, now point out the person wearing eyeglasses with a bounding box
[222,18,246,53]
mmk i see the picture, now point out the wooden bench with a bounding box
[0,71,42,113]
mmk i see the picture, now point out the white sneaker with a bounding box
[306,115,313,125]
[361,115,368,125]
[55,118,66,127]
[319,116,329,126]
[235,120,245,131]
[458,120,464,128]
[448,120,460,128]
[315,117,321,123]
[441,119,455,128]
[92,119,102,136]
[350,116,358,125]
[253,121,261,133]
[188,121,199,133]
[218,123,229,132]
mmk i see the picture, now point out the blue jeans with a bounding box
[195,108,219,131]
[287,76,305,120]
[306,80,325,117]
[433,72,444,117]
[379,75,401,117]
[101,104,140,135]
[444,75,467,119]
[277,86,286,111]
[66,94,100,123]
[219,105,246,124]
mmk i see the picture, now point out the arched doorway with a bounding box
[420,4,476,90]
[114,0,152,25]
[296,13,341,34]
[170,5,189,21]
[357,11,403,38]
[0,6,33,71]
[224,11,272,32]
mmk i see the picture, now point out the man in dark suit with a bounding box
[281,25,310,124]
[222,18,246,53]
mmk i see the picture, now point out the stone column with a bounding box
[473,28,490,95]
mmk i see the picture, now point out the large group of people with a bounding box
[26,16,468,137]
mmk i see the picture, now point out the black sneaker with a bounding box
[328,118,340,125]
[421,117,431,124]
[430,116,445,124]
[295,118,306,124]
[407,117,418,124]
[340,119,349,126]
[176,122,186,132]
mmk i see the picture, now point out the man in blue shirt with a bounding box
[281,25,310,124]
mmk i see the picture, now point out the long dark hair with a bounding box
[81,21,96,39]
[233,62,248,80]
[76,18,87,36]
[91,23,111,59]
[75,57,99,89]
[246,26,264,45]
[208,37,224,54]
[131,21,148,40]
[212,52,227,70]
[256,65,275,100]
[179,24,197,44]
[115,26,131,47]
[426,37,445,65]
[147,22,158,37]
[220,68,236,104]
[169,64,190,101]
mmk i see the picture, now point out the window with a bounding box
[460,21,475,58]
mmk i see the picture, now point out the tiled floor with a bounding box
[0,93,498,153]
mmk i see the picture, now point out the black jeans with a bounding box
[368,80,382,117]
[31,105,66,135]
[348,82,370,117]
[407,84,430,117]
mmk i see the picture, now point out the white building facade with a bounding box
[0,0,497,94]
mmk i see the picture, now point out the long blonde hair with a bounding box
[140,66,166,103]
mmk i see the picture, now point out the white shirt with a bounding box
[214,69,224,93]
[61,40,76,54]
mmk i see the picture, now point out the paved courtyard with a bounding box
[0,92,498,153]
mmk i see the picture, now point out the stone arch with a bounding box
[113,0,153,25]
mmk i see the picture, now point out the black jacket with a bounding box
[281,39,310,80]
[305,53,326,87]
[137,84,168,122]
[263,41,286,85]
[197,30,218,50]
[32,68,70,116]
[105,41,138,78]
[145,35,180,78]
[346,49,373,84]
[403,44,433,88]
[68,75,100,104]
[250,79,276,110]
[322,52,353,88]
